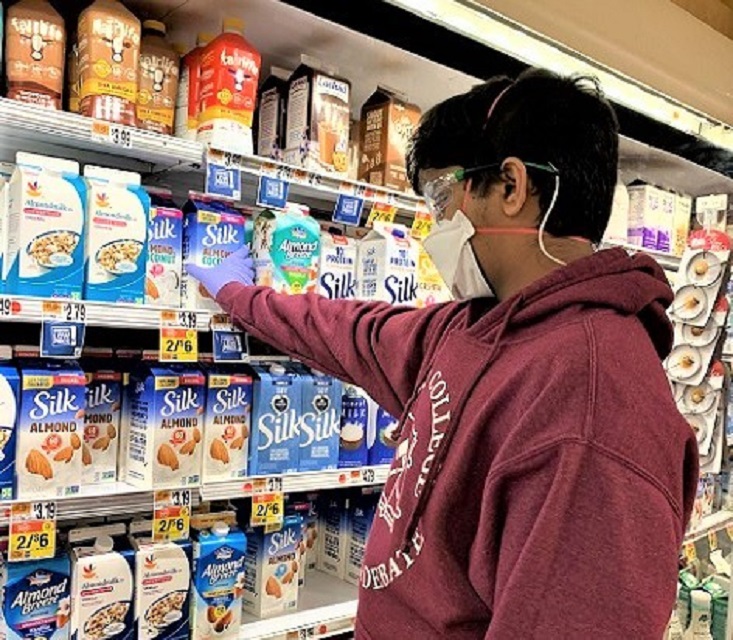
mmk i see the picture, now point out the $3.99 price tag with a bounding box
[160,311,198,362]
[92,120,133,149]
[153,490,191,542]
[9,502,56,562]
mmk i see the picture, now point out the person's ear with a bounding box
[499,157,528,219]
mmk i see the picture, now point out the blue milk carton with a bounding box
[316,494,349,580]
[338,384,370,468]
[345,492,379,586]
[3,552,71,640]
[367,404,399,466]
[0,357,20,500]
[145,188,184,308]
[250,364,301,475]
[296,367,342,472]
[190,523,246,640]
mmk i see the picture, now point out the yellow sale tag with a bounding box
[708,529,718,551]
[366,202,398,228]
[9,502,56,562]
[726,523,733,541]
[251,492,284,527]
[410,211,434,240]
[683,542,697,563]
[153,490,191,542]
[160,311,198,362]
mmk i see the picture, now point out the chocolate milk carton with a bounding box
[296,368,342,472]
[256,67,290,160]
[318,231,357,300]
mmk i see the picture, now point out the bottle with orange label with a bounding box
[197,17,261,154]
[5,0,66,110]
[175,32,214,140]
[77,0,141,126]
[137,20,179,135]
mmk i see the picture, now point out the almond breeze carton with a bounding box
[296,368,342,472]
[0,359,20,500]
[338,384,370,468]
[357,222,418,305]
[318,231,357,300]
[83,166,149,304]
[145,188,184,308]
[5,152,86,299]
[181,194,246,310]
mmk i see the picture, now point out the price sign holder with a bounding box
[205,150,242,201]
[246,476,284,528]
[256,175,290,209]
[211,314,249,362]
[153,489,191,542]
[9,501,57,562]
[410,203,434,240]
[159,310,198,363]
[91,120,133,149]
[366,202,398,228]
[0,296,21,319]
[41,301,86,358]
[333,194,365,226]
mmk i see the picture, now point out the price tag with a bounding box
[0,296,21,318]
[410,209,434,240]
[41,301,86,358]
[153,490,191,542]
[205,157,241,201]
[298,627,316,639]
[683,542,697,563]
[251,491,284,528]
[361,467,376,484]
[91,120,133,149]
[366,202,398,228]
[242,476,282,497]
[211,314,249,362]
[256,175,290,209]
[708,529,718,551]
[160,311,198,362]
[726,523,733,541]
[9,502,56,562]
[332,194,365,226]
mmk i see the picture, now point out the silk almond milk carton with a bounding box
[82,366,121,485]
[318,231,357,300]
[145,188,183,308]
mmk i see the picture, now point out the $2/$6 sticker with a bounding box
[153,489,191,542]
[9,501,56,562]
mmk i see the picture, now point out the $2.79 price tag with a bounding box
[153,490,191,542]
[9,501,56,562]
[160,311,198,362]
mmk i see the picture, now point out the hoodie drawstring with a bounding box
[401,294,525,553]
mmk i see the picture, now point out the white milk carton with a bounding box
[82,366,122,485]
[317,494,349,580]
[5,152,86,299]
[345,492,379,586]
[657,188,675,253]
[16,361,85,500]
[357,222,418,305]
[601,183,630,245]
[69,524,135,640]
[0,162,15,293]
[317,231,357,299]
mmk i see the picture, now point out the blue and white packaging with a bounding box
[2,552,71,640]
[83,367,122,485]
[317,494,349,580]
[5,152,86,299]
[338,384,371,468]
[296,368,342,472]
[145,188,184,308]
[367,405,399,466]
[0,161,16,292]
[191,522,246,640]
[0,358,20,500]
[250,364,301,475]
[318,231,357,300]
[345,492,379,586]
[242,514,302,618]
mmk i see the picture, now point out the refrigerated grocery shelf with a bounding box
[240,571,357,640]
[601,241,681,272]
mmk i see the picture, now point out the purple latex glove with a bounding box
[186,246,255,300]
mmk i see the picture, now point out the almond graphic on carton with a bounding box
[54,447,74,463]
[241,424,249,439]
[82,444,92,466]
[111,401,121,412]
[206,606,218,623]
[229,436,244,450]
[265,575,282,598]
[26,449,52,479]
[70,433,81,450]
[180,439,196,455]
[92,436,111,451]
[214,609,233,633]
[193,427,201,443]
[210,438,229,464]
[292,560,299,573]
[107,424,117,439]
[75,408,85,420]
[146,277,160,300]
[282,570,294,584]
[157,443,180,471]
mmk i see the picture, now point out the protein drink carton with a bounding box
[256,67,290,160]
[16,360,85,500]
[318,231,357,300]
[296,368,343,472]
[181,194,246,311]
[253,204,321,294]
[242,514,302,619]
[5,152,87,299]
[345,492,379,586]
[145,188,183,308]
[203,367,253,483]
[368,404,399,466]
[126,363,205,490]
[357,222,418,305]
[317,494,349,580]
[358,86,421,191]
[0,355,19,501]
[190,522,246,640]
[249,364,301,476]
[2,551,71,640]
[69,524,135,640]
[175,32,214,140]
[338,384,371,469]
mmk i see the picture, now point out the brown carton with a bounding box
[358,87,421,192]
[137,20,179,135]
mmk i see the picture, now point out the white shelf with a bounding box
[601,241,681,272]
[240,572,357,640]
[685,509,733,542]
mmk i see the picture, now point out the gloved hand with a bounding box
[186,246,255,300]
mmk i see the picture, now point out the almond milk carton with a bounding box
[357,222,418,305]
[318,231,357,300]
[145,188,183,308]
[16,360,85,500]
[82,364,121,485]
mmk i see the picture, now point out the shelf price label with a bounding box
[410,207,434,240]
[256,175,290,210]
[0,296,21,318]
[153,490,191,542]
[9,502,56,562]
[708,529,718,552]
[251,492,284,528]
[92,120,133,149]
[205,150,242,201]
[160,311,198,362]
[366,202,398,228]
[211,314,248,362]
[333,194,365,226]
[41,301,86,358]
[683,542,697,563]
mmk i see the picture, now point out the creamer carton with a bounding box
[673,193,693,257]
[83,366,121,485]
[2,552,71,640]
[249,364,301,476]
[190,522,246,640]
[83,166,149,304]
[317,494,349,580]
[203,367,253,483]
[318,231,357,300]
[253,205,320,294]
[69,524,135,640]
[338,384,370,469]
[145,188,183,308]
[0,357,20,501]
[126,364,204,490]
[296,368,342,472]
[5,153,86,299]
[181,194,246,311]
[415,245,452,308]
[345,492,379,586]
[367,405,399,466]
[242,515,302,619]
[357,223,418,305]
[16,361,85,500]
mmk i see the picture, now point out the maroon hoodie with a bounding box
[217,247,698,639]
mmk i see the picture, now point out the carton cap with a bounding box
[94,535,114,553]
[270,364,287,375]
[197,32,216,47]
[143,20,166,34]
[223,17,245,34]
[212,521,230,537]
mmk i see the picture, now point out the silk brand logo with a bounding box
[29,388,79,419]
[161,387,199,417]
[202,224,240,247]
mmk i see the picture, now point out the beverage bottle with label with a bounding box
[683,590,713,640]
[137,20,179,135]
[175,32,214,140]
[5,0,66,110]
[197,17,261,154]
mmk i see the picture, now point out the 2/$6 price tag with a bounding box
[159,310,199,363]
[153,489,191,543]
[9,501,57,562]
[91,120,133,149]
[366,202,398,228]
[41,301,87,358]
[248,476,284,528]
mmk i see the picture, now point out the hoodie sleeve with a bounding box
[216,283,461,417]
[474,441,680,640]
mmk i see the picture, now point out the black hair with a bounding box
[407,68,619,244]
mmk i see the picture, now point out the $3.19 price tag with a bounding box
[9,502,56,562]
[160,311,198,362]
[153,490,191,542]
